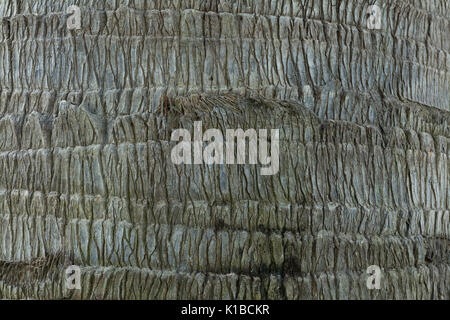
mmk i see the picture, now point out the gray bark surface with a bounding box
[0,0,448,299]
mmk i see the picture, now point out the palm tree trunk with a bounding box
[0,0,448,299]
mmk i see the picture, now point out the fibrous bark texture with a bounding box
[0,0,448,299]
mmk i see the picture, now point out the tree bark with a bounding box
[0,0,448,299]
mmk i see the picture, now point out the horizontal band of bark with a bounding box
[0,35,447,109]
[0,212,447,272]
[0,262,448,299]
[0,140,447,207]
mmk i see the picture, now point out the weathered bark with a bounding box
[0,0,448,299]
